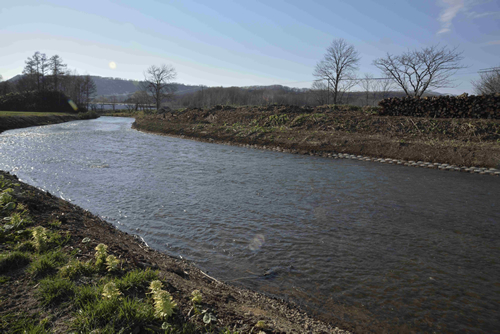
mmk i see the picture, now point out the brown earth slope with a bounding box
[132,105,500,169]
[0,171,348,333]
[0,115,85,134]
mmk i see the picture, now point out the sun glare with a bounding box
[109,61,117,69]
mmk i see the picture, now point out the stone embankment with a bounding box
[221,142,500,176]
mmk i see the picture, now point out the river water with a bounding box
[1,117,499,332]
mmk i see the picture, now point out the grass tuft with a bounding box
[37,277,75,307]
[59,258,95,280]
[72,296,156,333]
[28,250,68,278]
[74,284,101,308]
[0,251,31,272]
[0,312,50,334]
[115,268,159,293]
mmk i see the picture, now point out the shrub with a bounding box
[102,282,122,299]
[32,226,48,252]
[94,243,108,270]
[152,290,177,320]
[149,280,177,320]
[0,90,76,113]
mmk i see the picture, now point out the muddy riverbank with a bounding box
[132,105,500,170]
[0,113,98,134]
[0,170,349,333]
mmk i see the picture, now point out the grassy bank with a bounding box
[0,111,99,134]
[0,171,347,333]
[132,105,500,169]
[0,111,73,117]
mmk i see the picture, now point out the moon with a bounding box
[109,61,117,69]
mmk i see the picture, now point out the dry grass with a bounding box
[133,105,500,168]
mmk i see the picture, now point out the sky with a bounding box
[1,0,499,95]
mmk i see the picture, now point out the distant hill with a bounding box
[7,74,445,103]
[7,75,202,97]
[89,76,205,97]
[90,76,141,96]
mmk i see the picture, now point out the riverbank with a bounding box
[0,170,348,333]
[0,111,99,134]
[132,105,500,171]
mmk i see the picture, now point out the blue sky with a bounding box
[1,0,499,94]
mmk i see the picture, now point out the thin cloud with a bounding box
[486,40,500,45]
[437,0,465,34]
[467,11,500,19]
[437,0,500,34]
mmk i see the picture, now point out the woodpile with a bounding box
[378,93,500,119]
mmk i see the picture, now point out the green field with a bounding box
[0,111,73,117]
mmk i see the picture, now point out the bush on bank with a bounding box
[0,91,77,113]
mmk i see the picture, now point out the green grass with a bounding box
[115,268,160,293]
[37,277,75,307]
[74,284,101,307]
[0,251,31,272]
[15,240,36,252]
[0,111,73,117]
[59,258,96,280]
[28,250,68,278]
[71,296,157,333]
[0,312,50,334]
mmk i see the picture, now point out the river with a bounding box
[1,117,499,332]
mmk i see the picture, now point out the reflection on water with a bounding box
[1,117,499,332]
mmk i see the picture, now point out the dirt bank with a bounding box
[0,171,349,333]
[0,114,93,134]
[132,105,500,169]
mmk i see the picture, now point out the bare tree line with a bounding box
[311,39,473,104]
[472,66,500,95]
[0,51,97,110]
[2,43,497,112]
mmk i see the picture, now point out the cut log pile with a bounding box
[378,94,500,119]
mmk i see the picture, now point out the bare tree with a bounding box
[472,67,500,95]
[143,64,177,110]
[48,55,67,91]
[23,51,48,91]
[375,79,395,101]
[360,73,374,106]
[110,95,118,111]
[82,75,97,110]
[313,38,360,105]
[129,90,153,111]
[96,96,108,111]
[0,74,9,95]
[310,81,329,105]
[373,45,466,97]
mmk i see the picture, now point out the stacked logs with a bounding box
[378,93,500,119]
